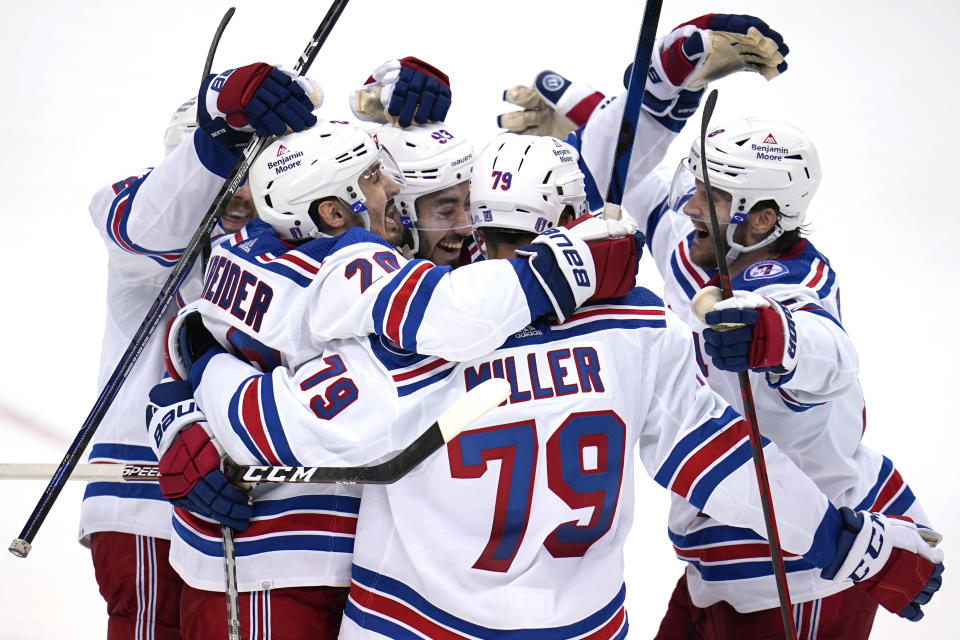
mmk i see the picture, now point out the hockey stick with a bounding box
[200,7,236,271]
[698,88,798,640]
[222,524,241,640]
[605,0,663,206]
[0,378,512,484]
[10,0,353,560]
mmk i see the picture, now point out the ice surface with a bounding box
[1,1,956,637]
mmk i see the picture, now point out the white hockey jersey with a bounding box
[193,288,856,638]
[177,205,564,591]
[80,129,243,544]
[574,103,932,612]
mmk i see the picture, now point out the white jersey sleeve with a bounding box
[87,129,239,286]
[198,227,556,369]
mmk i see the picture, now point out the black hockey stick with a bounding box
[227,377,510,484]
[698,89,798,640]
[605,0,663,206]
[9,0,353,560]
[0,379,512,485]
[200,7,236,271]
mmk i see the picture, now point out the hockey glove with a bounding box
[164,305,225,385]
[821,508,944,621]
[159,423,252,532]
[563,208,644,301]
[698,288,798,376]
[351,57,451,127]
[515,227,596,323]
[198,62,322,151]
[638,14,788,129]
[498,71,607,138]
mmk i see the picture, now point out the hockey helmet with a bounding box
[163,96,198,156]
[470,133,587,235]
[374,123,474,254]
[672,118,821,259]
[249,120,404,241]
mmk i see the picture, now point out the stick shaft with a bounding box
[699,89,798,640]
[606,0,663,205]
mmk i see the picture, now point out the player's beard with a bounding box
[688,220,729,270]
[383,199,405,247]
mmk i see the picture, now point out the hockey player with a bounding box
[81,63,320,639]
[374,123,475,267]
[502,16,944,634]
[153,115,641,637]
[154,133,943,638]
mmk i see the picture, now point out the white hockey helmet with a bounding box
[249,120,404,241]
[470,133,588,235]
[163,96,198,156]
[374,123,473,254]
[672,118,821,259]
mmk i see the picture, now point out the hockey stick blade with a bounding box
[225,378,511,485]
[9,0,354,559]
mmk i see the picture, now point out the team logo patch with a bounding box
[540,73,566,92]
[744,260,787,281]
[535,217,548,232]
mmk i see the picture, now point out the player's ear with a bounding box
[310,198,350,234]
[748,205,778,238]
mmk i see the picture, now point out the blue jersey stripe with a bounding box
[173,519,354,557]
[854,456,894,511]
[653,406,742,489]
[83,481,165,501]
[259,374,302,466]
[89,443,158,463]
[688,439,761,510]
[352,563,626,639]
[399,264,450,352]
[227,376,271,465]
[254,494,361,517]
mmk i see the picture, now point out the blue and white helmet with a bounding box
[250,120,403,241]
[470,133,587,235]
[374,123,473,254]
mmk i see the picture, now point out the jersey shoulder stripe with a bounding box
[104,176,184,266]
[347,564,629,639]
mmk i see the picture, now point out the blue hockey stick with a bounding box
[605,0,663,206]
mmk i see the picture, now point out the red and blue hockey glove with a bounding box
[198,62,322,151]
[700,289,798,376]
[351,57,451,127]
[159,423,252,532]
[498,71,608,138]
[564,210,644,301]
[821,508,944,621]
[147,379,251,531]
[164,305,225,385]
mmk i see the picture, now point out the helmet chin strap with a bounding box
[723,223,783,265]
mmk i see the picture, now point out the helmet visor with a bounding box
[668,159,696,212]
